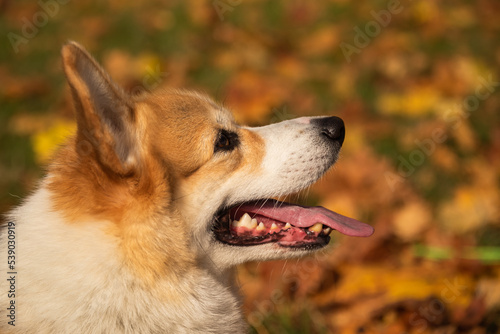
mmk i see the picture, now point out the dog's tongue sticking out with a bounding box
[235,200,374,237]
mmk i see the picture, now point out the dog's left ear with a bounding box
[61,41,138,175]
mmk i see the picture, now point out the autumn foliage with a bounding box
[1,0,499,333]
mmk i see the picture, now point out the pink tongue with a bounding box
[235,200,374,237]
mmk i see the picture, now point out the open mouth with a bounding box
[213,199,374,250]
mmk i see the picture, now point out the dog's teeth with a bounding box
[256,222,265,231]
[231,213,252,228]
[240,213,252,228]
[250,218,258,229]
[284,223,292,230]
[323,227,332,235]
[271,223,279,231]
[308,223,323,233]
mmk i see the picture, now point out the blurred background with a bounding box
[1,0,500,333]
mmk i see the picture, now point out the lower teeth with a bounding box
[308,223,323,233]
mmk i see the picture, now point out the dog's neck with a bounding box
[4,185,248,333]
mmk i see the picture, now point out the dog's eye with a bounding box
[217,133,230,148]
[214,130,238,153]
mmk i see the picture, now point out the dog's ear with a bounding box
[61,41,138,175]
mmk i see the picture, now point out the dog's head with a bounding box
[51,42,373,276]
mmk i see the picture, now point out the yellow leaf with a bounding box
[438,185,500,234]
[376,87,441,117]
[411,0,439,23]
[334,264,474,307]
[31,121,76,164]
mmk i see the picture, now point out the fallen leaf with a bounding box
[392,201,432,241]
[438,185,500,234]
[376,86,442,117]
[31,121,76,163]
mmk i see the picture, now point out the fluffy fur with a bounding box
[1,42,348,333]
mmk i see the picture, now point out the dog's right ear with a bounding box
[61,41,138,175]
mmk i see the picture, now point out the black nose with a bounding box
[312,116,345,146]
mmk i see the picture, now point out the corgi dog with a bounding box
[0,42,373,333]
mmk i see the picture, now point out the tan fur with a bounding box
[47,89,241,286]
[0,42,347,333]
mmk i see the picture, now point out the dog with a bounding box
[0,42,373,333]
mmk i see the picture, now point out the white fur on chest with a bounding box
[0,186,246,334]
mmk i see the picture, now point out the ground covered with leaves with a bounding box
[1,0,500,333]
